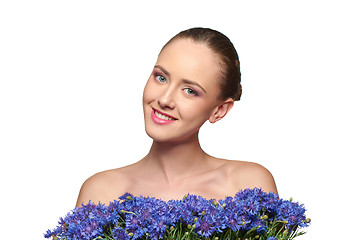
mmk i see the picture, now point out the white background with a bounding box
[1,1,359,239]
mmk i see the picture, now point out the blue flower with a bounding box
[196,215,215,237]
[44,188,309,240]
[112,225,130,240]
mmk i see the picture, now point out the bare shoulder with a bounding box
[75,166,134,207]
[226,160,278,194]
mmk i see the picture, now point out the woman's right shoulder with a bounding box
[82,168,130,190]
[75,167,134,207]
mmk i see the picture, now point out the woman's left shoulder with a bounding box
[225,160,278,194]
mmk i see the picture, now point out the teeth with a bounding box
[154,110,175,120]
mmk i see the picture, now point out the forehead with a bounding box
[156,39,220,87]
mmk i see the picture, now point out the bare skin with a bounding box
[76,135,277,207]
[76,38,277,207]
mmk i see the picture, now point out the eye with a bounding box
[155,74,167,83]
[183,88,199,96]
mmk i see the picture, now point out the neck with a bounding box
[143,133,209,183]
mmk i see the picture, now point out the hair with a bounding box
[160,27,242,101]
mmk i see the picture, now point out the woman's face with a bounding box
[143,38,224,142]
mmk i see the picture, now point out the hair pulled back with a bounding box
[161,27,242,101]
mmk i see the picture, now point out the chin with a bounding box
[145,127,176,143]
[145,126,199,144]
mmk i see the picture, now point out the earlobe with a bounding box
[209,98,234,123]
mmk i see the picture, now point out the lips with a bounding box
[151,107,177,124]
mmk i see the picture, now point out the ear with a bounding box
[208,98,234,123]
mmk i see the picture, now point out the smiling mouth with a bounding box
[152,108,177,121]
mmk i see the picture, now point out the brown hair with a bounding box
[161,27,242,101]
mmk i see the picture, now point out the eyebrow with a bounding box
[154,65,207,93]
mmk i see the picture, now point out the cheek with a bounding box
[142,79,154,103]
[181,102,214,123]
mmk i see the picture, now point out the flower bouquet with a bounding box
[45,188,310,240]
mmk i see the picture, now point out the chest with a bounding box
[127,173,234,201]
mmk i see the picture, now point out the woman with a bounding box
[76,27,277,207]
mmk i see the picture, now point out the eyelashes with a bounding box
[153,71,167,83]
[152,71,200,97]
[183,88,199,96]
[155,74,167,83]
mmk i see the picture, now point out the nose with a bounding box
[158,87,176,110]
